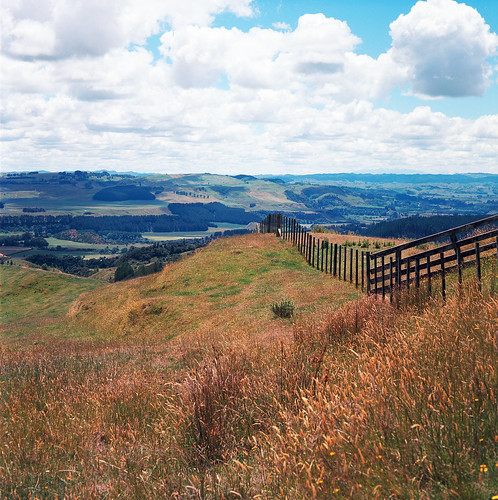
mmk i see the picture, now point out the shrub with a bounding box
[271,299,295,318]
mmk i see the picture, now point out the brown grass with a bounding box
[1,236,496,498]
[68,233,360,343]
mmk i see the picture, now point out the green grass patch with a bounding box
[0,265,102,337]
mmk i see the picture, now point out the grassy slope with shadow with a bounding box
[68,233,361,342]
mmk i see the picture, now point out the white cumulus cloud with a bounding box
[389,0,498,97]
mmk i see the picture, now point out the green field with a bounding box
[0,264,102,337]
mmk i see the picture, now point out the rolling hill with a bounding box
[0,231,496,498]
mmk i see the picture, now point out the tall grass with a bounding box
[1,246,496,498]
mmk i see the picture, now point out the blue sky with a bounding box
[2,0,498,175]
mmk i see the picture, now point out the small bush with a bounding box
[271,299,295,318]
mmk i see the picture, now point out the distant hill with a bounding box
[358,214,496,239]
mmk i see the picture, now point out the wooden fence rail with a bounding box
[259,213,498,299]
[367,214,498,299]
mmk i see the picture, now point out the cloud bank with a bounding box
[1,0,497,174]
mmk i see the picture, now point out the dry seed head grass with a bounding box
[2,235,496,498]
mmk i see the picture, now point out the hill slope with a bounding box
[69,233,360,341]
[1,234,496,499]
[0,265,101,337]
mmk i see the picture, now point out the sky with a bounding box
[1,0,497,175]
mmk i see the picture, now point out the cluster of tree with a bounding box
[92,185,156,201]
[175,191,209,198]
[0,213,208,235]
[114,260,163,282]
[0,214,73,233]
[71,214,208,232]
[210,186,247,196]
[25,239,208,279]
[25,254,113,277]
[357,214,491,239]
[168,202,259,224]
[22,207,46,213]
[0,232,48,248]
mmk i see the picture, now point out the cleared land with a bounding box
[0,233,496,498]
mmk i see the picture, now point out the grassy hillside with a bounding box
[69,233,361,341]
[0,265,101,338]
[0,234,496,498]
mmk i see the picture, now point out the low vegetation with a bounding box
[0,233,496,498]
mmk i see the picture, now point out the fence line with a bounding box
[367,214,498,300]
[260,213,367,290]
[259,213,498,299]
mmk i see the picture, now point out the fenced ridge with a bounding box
[259,213,498,300]
[260,213,369,290]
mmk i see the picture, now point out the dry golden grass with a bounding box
[1,235,496,498]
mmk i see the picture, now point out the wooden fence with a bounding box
[260,213,498,298]
[367,214,498,299]
[260,213,368,289]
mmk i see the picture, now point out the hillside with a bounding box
[68,233,361,341]
[0,233,496,498]
[0,265,101,337]
[2,171,497,223]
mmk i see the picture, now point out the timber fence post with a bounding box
[441,251,446,300]
[475,241,482,292]
[333,244,338,277]
[366,252,371,294]
[349,248,353,283]
[355,249,359,288]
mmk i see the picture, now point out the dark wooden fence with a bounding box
[260,213,498,298]
[366,214,498,299]
[260,213,367,289]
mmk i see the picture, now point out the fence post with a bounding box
[415,257,420,289]
[329,243,334,274]
[381,255,385,300]
[396,249,402,288]
[361,251,365,290]
[355,249,359,288]
[333,244,338,277]
[475,241,482,292]
[373,255,378,294]
[349,248,353,283]
[343,246,347,280]
[312,237,316,268]
[338,245,342,280]
[407,257,411,290]
[440,251,446,300]
[366,252,371,294]
[451,233,463,284]
[325,242,329,274]
[389,257,394,303]
[427,255,432,296]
